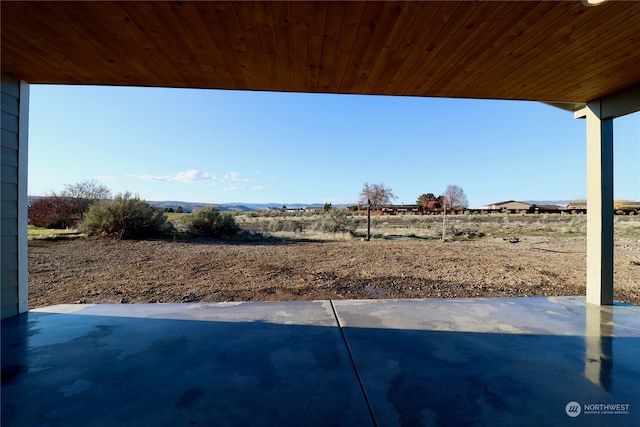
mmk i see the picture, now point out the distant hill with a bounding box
[147,201,250,212]
[147,201,326,212]
[27,196,342,212]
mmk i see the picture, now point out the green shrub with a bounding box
[321,209,355,234]
[81,192,172,239]
[188,207,240,237]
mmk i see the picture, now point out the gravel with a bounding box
[28,236,640,308]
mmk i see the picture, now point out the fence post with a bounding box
[442,199,447,242]
[367,198,371,241]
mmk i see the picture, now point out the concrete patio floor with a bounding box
[2,296,639,426]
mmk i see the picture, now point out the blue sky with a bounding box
[28,85,638,208]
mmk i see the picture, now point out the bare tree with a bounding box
[359,182,396,209]
[62,179,111,203]
[60,179,112,216]
[442,184,469,210]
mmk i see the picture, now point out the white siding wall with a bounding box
[1,72,28,319]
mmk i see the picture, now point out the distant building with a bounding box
[480,200,531,210]
[303,206,324,213]
[535,204,566,213]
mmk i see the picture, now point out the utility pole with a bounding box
[367,198,371,241]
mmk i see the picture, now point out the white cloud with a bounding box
[128,169,215,184]
[222,171,250,183]
[92,176,114,181]
[251,186,267,191]
[173,169,215,183]
[128,174,170,182]
[223,185,245,192]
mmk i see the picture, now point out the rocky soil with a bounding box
[28,236,640,308]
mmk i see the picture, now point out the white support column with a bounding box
[18,80,29,313]
[585,101,614,306]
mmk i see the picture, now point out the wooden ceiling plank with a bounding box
[386,2,466,95]
[437,4,551,98]
[338,2,386,93]
[540,38,640,103]
[481,3,615,99]
[66,3,158,85]
[472,2,631,100]
[271,2,295,92]
[535,53,640,104]
[365,1,426,94]
[221,1,269,90]
[177,1,235,88]
[44,3,116,82]
[101,2,174,86]
[3,1,640,103]
[0,4,73,82]
[585,56,640,100]
[231,2,271,90]
[448,2,567,99]
[199,1,255,90]
[1,41,63,84]
[423,2,524,96]
[358,1,425,94]
[305,1,329,91]
[19,3,116,84]
[105,2,199,87]
[116,2,190,87]
[416,2,516,95]
[316,1,347,92]
[152,1,228,88]
[290,1,309,92]
[252,1,283,91]
[140,1,214,87]
[349,1,405,94]
[151,2,217,87]
[398,2,476,96]
[328,1,366,93]
[497,3,640,102]
[373,1,446,95]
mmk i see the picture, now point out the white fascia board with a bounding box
[18,80,29,314]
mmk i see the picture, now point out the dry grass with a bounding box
[229,211,640,241]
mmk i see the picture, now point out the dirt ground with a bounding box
[28,236,640,308]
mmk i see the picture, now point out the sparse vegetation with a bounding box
[81,192,172,239]
[26,209,640,307]
[27,226,84,240]
[321,209,356,235]
[224,210,640,241]
[29,179,111,228]
[187,207,240,238]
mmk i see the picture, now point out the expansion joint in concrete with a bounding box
[329,300,378,427]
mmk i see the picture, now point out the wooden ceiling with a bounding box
[2,1,640,104]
